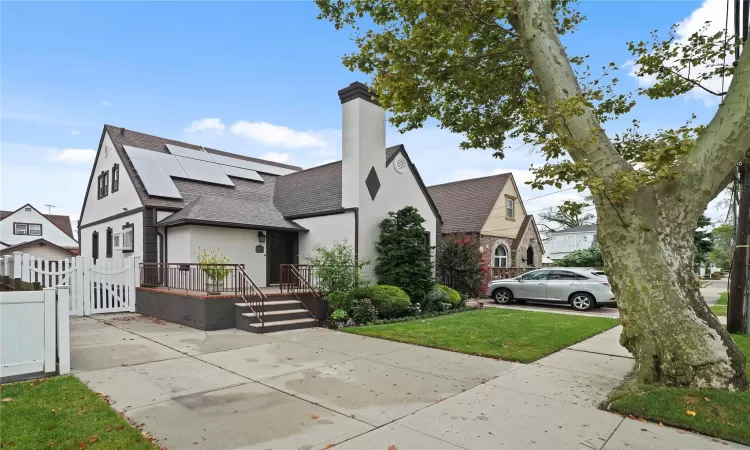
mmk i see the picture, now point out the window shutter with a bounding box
[92,231,99,260]
[106,227,113,258]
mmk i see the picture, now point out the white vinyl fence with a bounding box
[0,252,140,316]
[0,286,70,379]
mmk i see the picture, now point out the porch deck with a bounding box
[137,285,289,298]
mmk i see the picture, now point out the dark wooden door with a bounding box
[267,231,295,285]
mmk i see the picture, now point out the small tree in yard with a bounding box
[710,223,734,270]
[375,206,434,303]
[318,0,750,389]
[436,234,485,297]
[554,244,604,268]
[305,240,370,295]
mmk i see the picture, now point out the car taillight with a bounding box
[600,281,610,287]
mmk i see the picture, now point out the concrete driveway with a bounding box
[70,314,744,450]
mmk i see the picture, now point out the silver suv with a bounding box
[486,268,616,311]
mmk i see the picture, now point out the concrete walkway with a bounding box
[70,313,746,449]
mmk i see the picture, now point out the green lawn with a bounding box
[609,333,750,445]
[710,292,728,316]
[0,376,157,449]
[343,308,619,363]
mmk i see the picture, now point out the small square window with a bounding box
[14,223,28,235]
[28,224,42,236]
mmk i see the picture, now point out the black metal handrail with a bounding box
[236,265,267,330]
[140,263,246,293]
[279,264,320,319]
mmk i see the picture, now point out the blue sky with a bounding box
[1,0,729,229]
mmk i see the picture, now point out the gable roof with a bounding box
[427,173,511,233]
[511,215,544,252]
[0,204,76,239]
[554,224,597,234]
[274,145,442,223]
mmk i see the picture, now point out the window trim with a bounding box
[13,222,43,236]
[121,223,135,253]
[492,244,509,268]
[112,163,120,193]
[505,195,515,219]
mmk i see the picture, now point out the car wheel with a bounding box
[570,293,595,311]
[493,288,514,305]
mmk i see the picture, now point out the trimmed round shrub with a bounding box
[354,285,411,318]
[438,285,462,308]
[350,298,377,325]
[325,291,353,314]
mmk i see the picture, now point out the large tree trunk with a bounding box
[597,198,748,390]
[513,0,749,390]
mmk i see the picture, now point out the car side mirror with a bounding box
[517,278,524,283]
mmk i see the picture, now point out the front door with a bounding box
[267,231,296,285]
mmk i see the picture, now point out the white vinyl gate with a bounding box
[0,252,140,316]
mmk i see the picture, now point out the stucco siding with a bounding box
[357,153,438,279]
[480,177,527,239]
[79,132,142,226]
[79,211,144,261]
[295,212,356,263]
[165,225,268,287]
[0,207,78,247]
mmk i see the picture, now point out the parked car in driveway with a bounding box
[486,268,616,311]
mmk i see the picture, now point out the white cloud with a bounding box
[262,152,290,163]
[71,130,80,135]
[184,118,226,134]
[51,148,96,164]
[100,100,111,107]
[625,0,734,106]
[230,121,328,148]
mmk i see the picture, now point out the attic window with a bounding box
[97,171,109,199]
[14,223,42,236]
[505,196,515,219]
[112,164,120,193]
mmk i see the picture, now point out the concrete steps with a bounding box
[234,295,319,333]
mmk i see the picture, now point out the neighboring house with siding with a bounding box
[546,224,598,261]
[77,82,441,286]
[0,204,79,259]
[427,174,544,270]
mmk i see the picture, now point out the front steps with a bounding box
[235,294,319,333]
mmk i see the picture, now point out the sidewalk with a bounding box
[70,314,746,449]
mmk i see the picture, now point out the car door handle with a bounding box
[537,283,545,286]
[569,283,577,286]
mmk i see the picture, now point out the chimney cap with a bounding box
[338,82,380,106]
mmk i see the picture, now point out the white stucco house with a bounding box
[545,224,598,261]
[77,82,441,287]
[0,204,79,259]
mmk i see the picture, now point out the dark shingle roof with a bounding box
[274,161,343,217]
[427,174,510,233]
[512,215,533,250]
[0,207,75,239]
[554,224,597,233]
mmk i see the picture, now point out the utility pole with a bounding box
[729,166,749,333]
[728,0,750,334]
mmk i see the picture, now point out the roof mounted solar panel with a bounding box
[219,164,264,182]
[149,151,189,178]
[165,144,214,162]
[246,161,296,176]
[174,156,234,186]
[123,146,183,199]
[208,152,254,169]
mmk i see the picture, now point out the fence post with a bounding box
[43,288,56,373]
[132,257,141,312]
[13,252,23,279]
[82,257,92,316]
[56,285,71,374]
[3,255,11,277]
[21,253,32,283]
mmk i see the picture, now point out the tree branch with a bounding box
[511,0,632,180]
[661,65,727,97]
[679,45,750,209]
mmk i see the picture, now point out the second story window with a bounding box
[14,223,42,236]
[505,196,515,219]
[112,164,120,193]
[98,171,109,199]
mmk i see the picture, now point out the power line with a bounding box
[522,186,578,202]
[480,206,597,235]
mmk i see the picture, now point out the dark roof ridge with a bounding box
[280,160,341,177]
[428,172,511,188]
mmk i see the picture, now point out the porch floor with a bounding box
[138,285,289,298]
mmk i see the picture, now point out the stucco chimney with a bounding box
[338,82,385,209]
